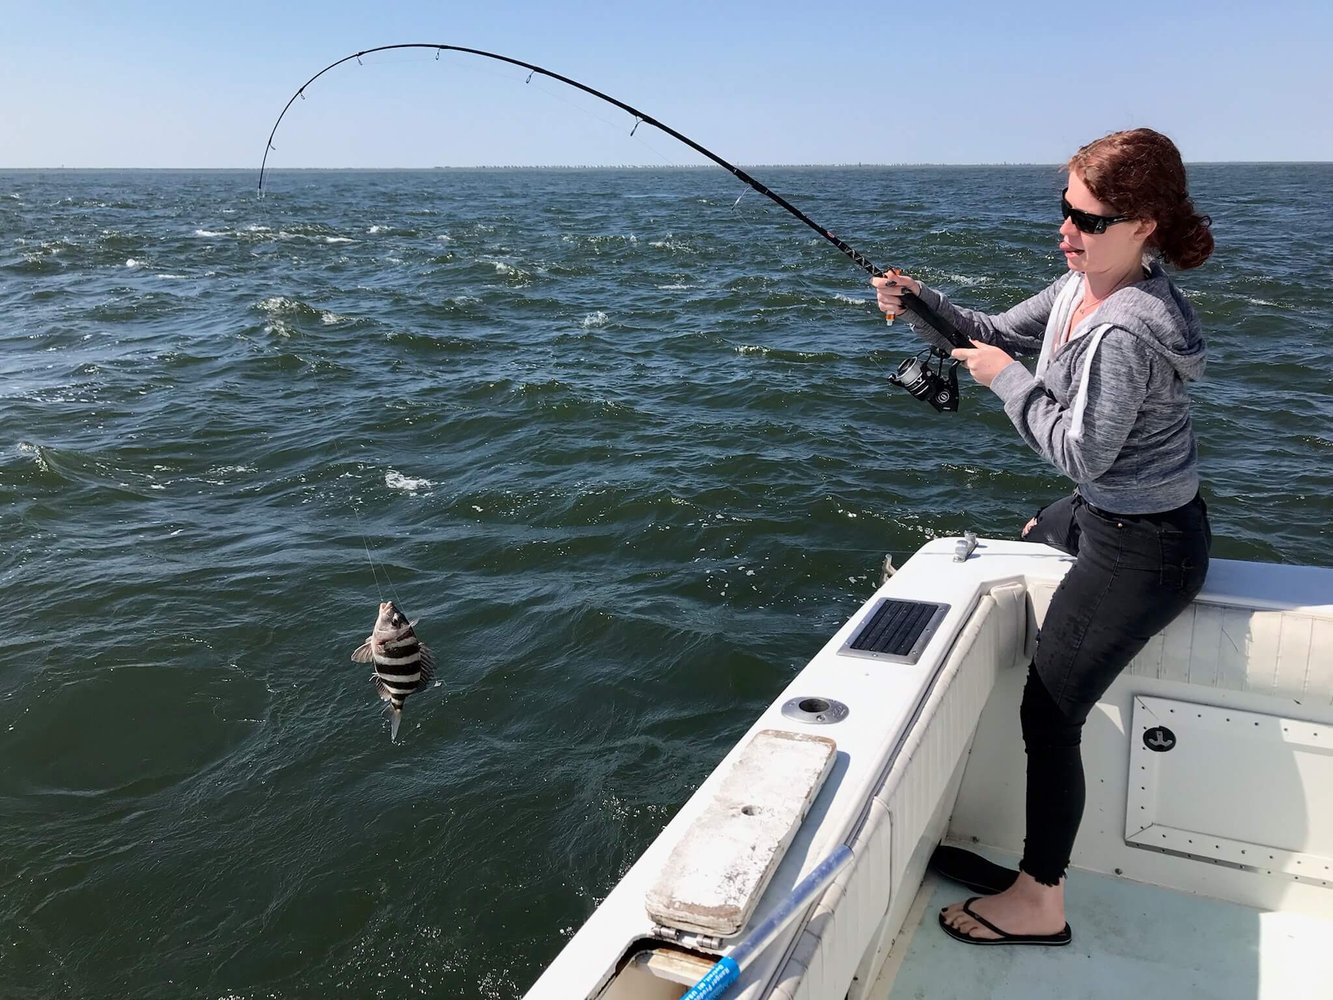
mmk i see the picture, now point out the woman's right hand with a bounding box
[870,272,923,319]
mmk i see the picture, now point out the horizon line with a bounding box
[4,160,1331,172]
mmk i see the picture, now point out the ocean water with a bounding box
[1,164,1330,999]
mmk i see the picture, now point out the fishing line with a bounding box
[251,282,408,609]
[305,357,404,608]
[256,42,969,604]
[259,45,911,399]
[341,450,400,606]
[257,43,971,355]
[519,70,691,168]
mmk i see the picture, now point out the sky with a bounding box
[4,0,1331,169]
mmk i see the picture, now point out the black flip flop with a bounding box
[928,845,1020,895]
[939,897,1072,947]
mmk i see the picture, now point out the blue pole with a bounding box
[679,845,854,1000]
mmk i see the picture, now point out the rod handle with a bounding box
[898,289,972,350]
[679,845,854,999]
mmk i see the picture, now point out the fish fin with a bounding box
[372,676,393,701]
[351,640,375,663]
[419,645,436,684]
[389,706,402,741]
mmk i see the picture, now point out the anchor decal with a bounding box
[1143,726,1178,752]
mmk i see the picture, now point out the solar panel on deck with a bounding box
[846,598,948,663]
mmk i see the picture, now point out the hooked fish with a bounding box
[351,600,435,740]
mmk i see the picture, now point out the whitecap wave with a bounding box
[386,470,433,493]
[581,311,609,329]
[17,442,53,474]
[257,295,346,330]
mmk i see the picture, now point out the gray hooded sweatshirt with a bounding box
[904,261,1206,515]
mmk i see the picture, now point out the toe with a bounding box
[950,913,997,940]
[942,908,971,931]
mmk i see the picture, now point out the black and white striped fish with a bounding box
[350,600,435,741]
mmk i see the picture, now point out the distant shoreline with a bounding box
[3,161,1329,172]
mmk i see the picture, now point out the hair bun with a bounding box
[1069,129,1213,269]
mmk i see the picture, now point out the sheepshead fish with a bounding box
[351,600,435,740]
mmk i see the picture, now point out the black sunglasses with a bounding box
[1061,188,1133,235]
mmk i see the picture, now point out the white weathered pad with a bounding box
[645,728,837,938]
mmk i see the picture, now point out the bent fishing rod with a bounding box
[259,43,967,412]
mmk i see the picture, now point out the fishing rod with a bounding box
[680,844,854,999]
[259,43,968,412]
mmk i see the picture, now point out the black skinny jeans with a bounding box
[1019,491,1211,885]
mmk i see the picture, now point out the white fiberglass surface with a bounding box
[875,855,1333,1000]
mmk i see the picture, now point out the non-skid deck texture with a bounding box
[849,599,942,658]
[880,855,1333,1000]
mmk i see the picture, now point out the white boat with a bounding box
[523,536,1333,999]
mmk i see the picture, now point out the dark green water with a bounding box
[1,165,1330,998]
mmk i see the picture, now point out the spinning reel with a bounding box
[887,346,961,413]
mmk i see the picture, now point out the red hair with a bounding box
[1068,128,1213,270]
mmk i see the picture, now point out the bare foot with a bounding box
[941,872,1067,941]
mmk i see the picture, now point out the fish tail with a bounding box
[389,706,403,742]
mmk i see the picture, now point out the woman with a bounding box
[872,128,1214,946]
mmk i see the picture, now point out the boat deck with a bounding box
[872,849,1333,1000]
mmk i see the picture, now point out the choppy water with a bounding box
[2,164,1330,999]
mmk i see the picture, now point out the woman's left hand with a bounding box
[870,272,922,319]
[950,340,1015,387]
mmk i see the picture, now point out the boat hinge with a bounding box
[651,925,724,953]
